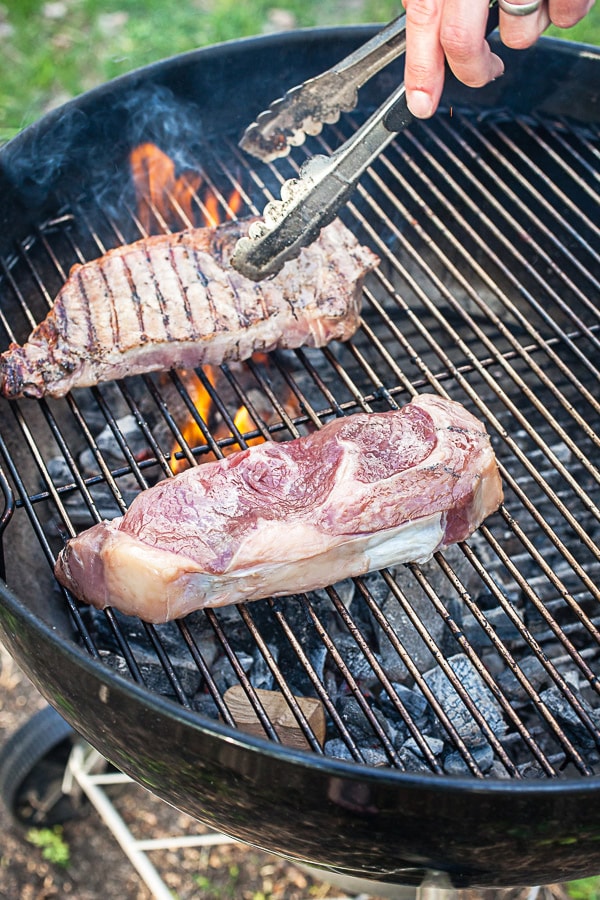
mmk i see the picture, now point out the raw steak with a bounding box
[0,217,378,399]
[54,394,503,623]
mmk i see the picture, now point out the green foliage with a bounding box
[0,0,401,140]
[547,10,600,43]
[192,861,241,898]
[3,0,597,142]
[567,878,600,900]
[26,826,71,868]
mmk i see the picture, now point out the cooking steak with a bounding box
[54,394,503,623]
[0,217,378,399]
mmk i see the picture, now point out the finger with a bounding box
[439,0,505,88]
[548,0,595,28]
[404,0,446,119]
[499,0,550,49]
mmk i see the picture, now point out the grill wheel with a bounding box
[0,705,83,828]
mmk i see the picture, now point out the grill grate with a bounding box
[0,102,598,781]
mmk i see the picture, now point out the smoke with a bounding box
[0,80,206,217]
[111,82,205,173]
[1,103,90,208]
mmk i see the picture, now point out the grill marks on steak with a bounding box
[54,394,504,623]
[0,218,378,399]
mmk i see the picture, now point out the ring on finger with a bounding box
[498,0,542,14]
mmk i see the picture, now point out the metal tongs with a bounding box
[232,2,499,282]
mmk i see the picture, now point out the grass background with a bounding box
[0,0,599,143]
[0,2,599,897]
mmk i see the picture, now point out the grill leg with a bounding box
[417,871,458,899]
[63,741,237,900]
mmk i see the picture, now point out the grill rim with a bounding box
[6,576,600,892]
[1,25,599,261]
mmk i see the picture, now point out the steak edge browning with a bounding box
[55,394,504,623]
[0,217,379,399]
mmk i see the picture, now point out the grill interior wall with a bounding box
[0,103,598,780]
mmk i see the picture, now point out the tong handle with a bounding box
[232,0,501,281]
[239,16,406,162]
[328,14,406,83]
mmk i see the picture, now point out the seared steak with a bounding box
[0,217,378,399]
[54,394,503,623]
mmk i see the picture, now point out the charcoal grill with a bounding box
[0,25,599,891]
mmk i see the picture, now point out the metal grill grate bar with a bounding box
[0,105,599,778]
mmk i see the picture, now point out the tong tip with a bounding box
[238,73,357,163]
[230,234,283,282]
[231,155,338,281]
[239,119,294,164]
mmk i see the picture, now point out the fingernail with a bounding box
[407,90,434,119]
[491,54,505,81]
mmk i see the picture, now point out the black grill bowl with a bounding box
[4,580,600,890]
[1,26,600,890]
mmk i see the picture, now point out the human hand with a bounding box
[404,0,596,119]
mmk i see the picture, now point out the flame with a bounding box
[203,193,220,228]
[231,405,264,450]
[170,370,263,474]
[170,367,218,474]
[170,366,264,474]
[130,143,203,233]
[129,142,242,233]
[131,144,280,471]
[202,188,242,227]
[170,359,302,474]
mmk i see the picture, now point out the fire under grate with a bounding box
[0,101,598,782]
